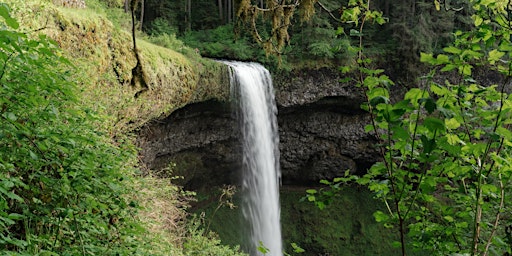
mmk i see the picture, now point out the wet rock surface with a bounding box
[137,68,379,189]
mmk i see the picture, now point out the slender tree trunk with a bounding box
[124,0,129,12]
[227,0,232,23]
[186,0,191,31]
[218,0,223,23]
[139,0,145,30]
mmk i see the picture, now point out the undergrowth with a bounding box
[0,0,244,255]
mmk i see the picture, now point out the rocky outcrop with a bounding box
[137,67,379,189]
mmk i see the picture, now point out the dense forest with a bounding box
[2,0,512,255]
[137,0,470,78]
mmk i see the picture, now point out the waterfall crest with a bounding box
[223,61,283,256]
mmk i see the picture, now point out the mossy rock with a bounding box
[194,185,401,255]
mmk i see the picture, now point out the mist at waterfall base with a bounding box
[223,61,283,256]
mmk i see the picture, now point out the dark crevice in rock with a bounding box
[136,68,382,190]
[137,93,379,190]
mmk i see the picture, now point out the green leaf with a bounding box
[443,46,461,54]
[370,95,389,106]
[319,179,330,185]
[291,243,305,253]
[424,117,445,132]
[349,29,362,37]
[364,124,374,132]
[459,64,472,76]
[443,215,454,222]
[391,126,409,141]
[434,0,441,11]
[496,126,512,140]
[481,184,498,194]
[430,83,449,96]
[446,134,461,146]
[441,64,457,72]
[422,97,437,114]
[421,135,437,154]
[488,49,505,64]
[420,52,436,64]
[404,88,425,105]
[4,112,17,121]
[445,118,461,130]
[474,15,483,26]
[8,213,24,220]
[436,54,450,64]
[373,210,389,223]
[0,4,19,29]
[306,189,317,195]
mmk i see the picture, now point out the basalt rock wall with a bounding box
[137,68,379,189]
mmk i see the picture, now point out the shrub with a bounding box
[0,3,139,254]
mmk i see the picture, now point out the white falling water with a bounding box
[223,61,283,256]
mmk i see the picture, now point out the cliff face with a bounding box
[137,67,379,189]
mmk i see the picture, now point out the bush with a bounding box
[0,4,139,254]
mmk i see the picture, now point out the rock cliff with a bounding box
[137,67,379,189]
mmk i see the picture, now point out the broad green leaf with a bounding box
[373,210,389,223]
[424,117,445,132]
[4,112,16,121]
[443,216,454,222]
[305,189,317,195]
[404,88,424,104]
[445,118,461,130]
[496,126,512,140]
[0,4,19,29]
[441,64,457,72]
[474,15,484,26]
[430,83,449,96]
[420,52,436,64]
[436,54,450,64]
[498,42,512,51]
[423,97,437,114]
[364,124,374,132]
[370,95,389,106]
[291,243,306,253]
[446,134,462,145]
[391,126,409,141]
[349,29,362,37]
[319,179,330,185]
[421,135,437,154]
[488,49,505,64]
[459,64,472,76]
[443,46,461,54]
[481,184,498,194]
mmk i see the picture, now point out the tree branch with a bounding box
[316,1,341,22]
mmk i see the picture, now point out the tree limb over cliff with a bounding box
[236,0,318,56]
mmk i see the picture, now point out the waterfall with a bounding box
[223,61,283,256]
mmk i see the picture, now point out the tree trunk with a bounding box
[124,0,129,12]
[186,0,191,31]
[139,0,145,30]
[218,0,223,23]
[227,0,232,23]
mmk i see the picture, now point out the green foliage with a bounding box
[147,17,178,36]
[146,33,185,52]
[182,215,247,256]
[181,24,263,61]
[0,4,140,254]
[309,1,512,255]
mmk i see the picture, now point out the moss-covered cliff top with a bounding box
[6,0,230,135]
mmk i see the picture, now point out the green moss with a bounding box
[195,185,400,255]
[5,0,230,134]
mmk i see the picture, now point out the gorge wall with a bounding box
[137,67,379,189]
